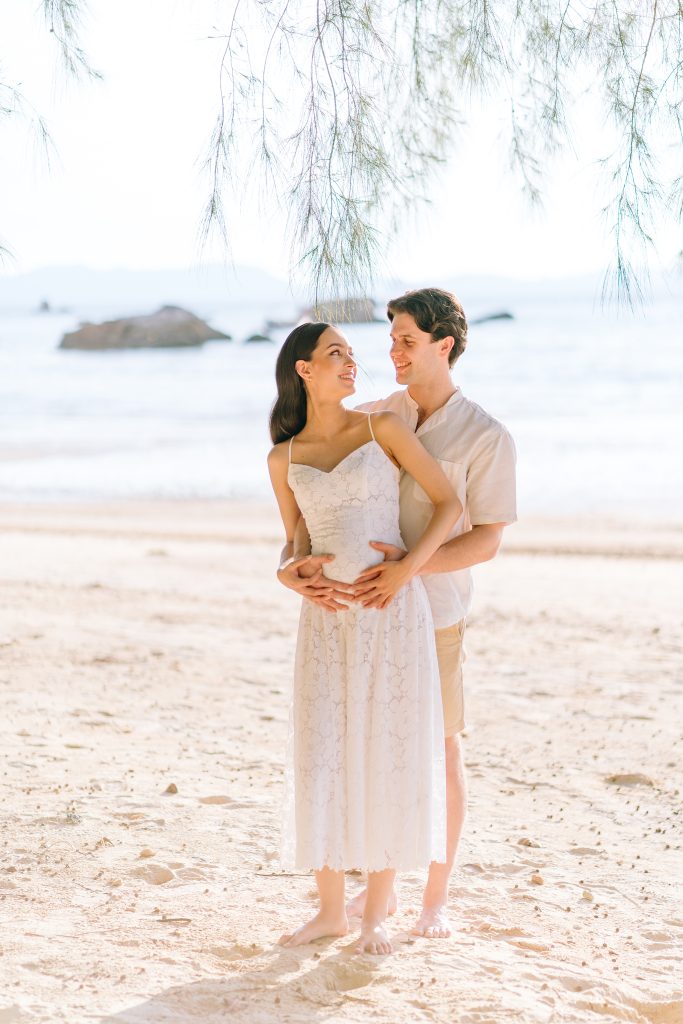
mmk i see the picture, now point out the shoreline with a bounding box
[1,499,682,560]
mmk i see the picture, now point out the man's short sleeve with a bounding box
[467,426,517,525]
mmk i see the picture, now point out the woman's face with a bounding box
[297,326,357,398]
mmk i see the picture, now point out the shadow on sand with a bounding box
[100,933,416,1024]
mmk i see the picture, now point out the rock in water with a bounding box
[59,305,231,350]
[299,296,381,323]
[469,310,515,324]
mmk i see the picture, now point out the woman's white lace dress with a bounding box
[282,420,446,873]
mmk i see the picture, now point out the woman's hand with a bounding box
[278,555,353,612]
[353,544,413,609]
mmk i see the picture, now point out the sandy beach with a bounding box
[1,500,681,1024]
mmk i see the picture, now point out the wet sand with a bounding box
[1,501,681,1024]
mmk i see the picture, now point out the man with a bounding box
[277,287,517,938]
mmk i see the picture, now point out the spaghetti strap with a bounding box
[288,436,294,464]
[367,413,376,443]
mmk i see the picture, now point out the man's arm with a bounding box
[359,522,506,585]
[419,522,506,572]
[416,423,515,573]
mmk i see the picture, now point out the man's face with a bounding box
[389,311,448,387]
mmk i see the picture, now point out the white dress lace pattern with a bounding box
[282,421,446,873]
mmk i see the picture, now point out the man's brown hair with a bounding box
[387,287,468,368]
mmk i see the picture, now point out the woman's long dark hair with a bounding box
[269,322,331,443]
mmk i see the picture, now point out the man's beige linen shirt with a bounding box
[357,388,517,629]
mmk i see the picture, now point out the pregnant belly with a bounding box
[314,538,385,585]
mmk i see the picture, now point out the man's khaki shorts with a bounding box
[434,619,466,737]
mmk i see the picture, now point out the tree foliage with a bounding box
[0,2,100,162]
[0,1,100,259]
[3,1,682,301]
[202,0,683,302]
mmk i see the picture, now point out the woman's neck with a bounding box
[302,399,353,441]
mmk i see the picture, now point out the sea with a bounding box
[1,276,682,522]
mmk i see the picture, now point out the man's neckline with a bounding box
[405,386,461,426]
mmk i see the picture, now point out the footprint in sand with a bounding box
[0,1006,22,1024]
[89,654,129,665]
[133,863,174,885]
[206,943,263,961]
[509,938,550,952]
[198,795,234,805]
[477,923,548,951]
[498,863,528,875]
[576,996,683,1024]
[477,923,527,938]
[114,811,166,829]
[326,963,376,993]
[641,929,673,945]
[558,975,597,993]
[605,772,655,787]
[629,999,683,1024]
[462,862,527,879]
[176,867,209,880]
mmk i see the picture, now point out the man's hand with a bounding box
[277,554,353,612]
[352,541,409,609]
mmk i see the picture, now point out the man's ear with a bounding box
[440,335,455,359]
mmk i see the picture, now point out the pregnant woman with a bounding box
[267,322,461,954]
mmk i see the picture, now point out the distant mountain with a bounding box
[1,264,679,320]
[376,269,683,317]
[0,264,301,316]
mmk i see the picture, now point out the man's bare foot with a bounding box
[346,887,398,919]
[412,905,452,939]
[355,921,392,955]
[278,910,349,947]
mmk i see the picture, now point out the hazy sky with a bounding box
[0,0,679,284]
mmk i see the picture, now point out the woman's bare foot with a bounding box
[278,910,349,948]
[411,904,452,938]
[346,887,398,919]
[355,920,392,955]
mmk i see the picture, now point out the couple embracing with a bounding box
[267,287,516,955]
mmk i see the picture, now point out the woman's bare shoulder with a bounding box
[370,410,408,437]
[268,440,291,469]
[371,410,402,425]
